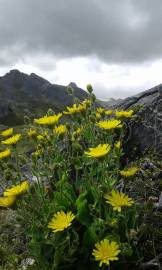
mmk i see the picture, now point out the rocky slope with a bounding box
[111,84,162,155]
[0,70,88,125]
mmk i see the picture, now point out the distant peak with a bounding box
[9,69,20,73]
[30,73,50,84]
[68,82,78,88]
[4,69,22,79]
[8,69,21,74]
[30,72,42,79]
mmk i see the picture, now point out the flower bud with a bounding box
[87,84,93,93]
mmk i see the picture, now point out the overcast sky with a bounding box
[0,0,162,99]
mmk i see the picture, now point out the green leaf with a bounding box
[83,226,98,247]
[76,194,92,227]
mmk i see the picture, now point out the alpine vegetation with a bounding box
[0,85,161,270]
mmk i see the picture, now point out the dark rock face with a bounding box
[112,84,162,155]
[0,70,88,125]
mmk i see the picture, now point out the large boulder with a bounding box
[112,84,162,155]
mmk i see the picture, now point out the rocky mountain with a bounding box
[111,84,162,155]
[98,98,123,108]
[0,70,88,126]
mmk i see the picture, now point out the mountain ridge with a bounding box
[0,69,88,126]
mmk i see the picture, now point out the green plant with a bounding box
[0,86,153,270]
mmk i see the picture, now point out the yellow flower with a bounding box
[1,128,13,137]
[110,218,117,226]
[84,144,111,158]
[0,148,11,160]
[82,99,91,107]
[0,196,16,207]
[120,167,138,177]
[37,135,45,141]
[3,181,29,197]
[95,112,102,120]
[1,134,21,145]
[78,103,87,112]
[34,113,62,125]
[115,141,121,149]
[105,110,113,116]
[27,129,37,138]
[32,149,43,158]
[54,125,67,136]
[96,119,122,130]
[72,127,83,141]
[105,190,134,212]
[64,103,86,115]
[115,110,134,118]
[64,104,78,114]
[92,239,121,267]
[97,107,105,114]
[48,210,75,232]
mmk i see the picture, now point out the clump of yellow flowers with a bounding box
[0,89,141,269]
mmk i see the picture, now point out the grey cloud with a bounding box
[94,83,141,99]
[0,0,162,67]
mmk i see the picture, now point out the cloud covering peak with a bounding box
[0,0,162,98]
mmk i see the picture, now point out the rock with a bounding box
[157,192,162,210]
[111,84,162,155]
[20,258,35,270]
